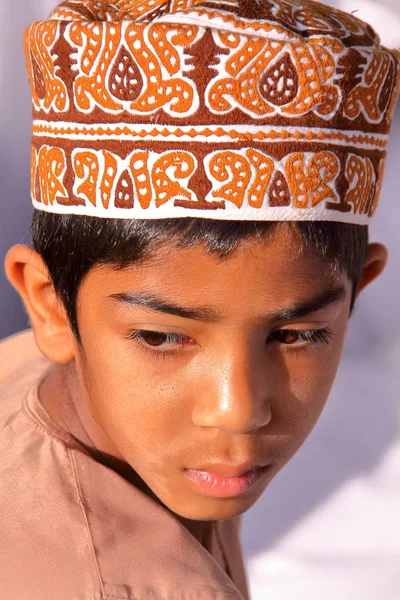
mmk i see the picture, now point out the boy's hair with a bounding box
[31,210,368,344]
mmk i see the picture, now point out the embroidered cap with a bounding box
[24,0,400,223]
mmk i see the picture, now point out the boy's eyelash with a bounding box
[271,328,333,345]
[125,327,334,360]
[125,330,188,360]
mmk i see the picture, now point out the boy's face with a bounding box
[70,225,351,521]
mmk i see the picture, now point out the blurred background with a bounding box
[1,1,399,598]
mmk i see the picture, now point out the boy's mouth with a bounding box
[182,464,270,498]
[185,460,268,477]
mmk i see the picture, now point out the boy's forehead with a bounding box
[102,223,317,273]
[24,0,400,225]
[89,250,349,327]
[91,229,345,302]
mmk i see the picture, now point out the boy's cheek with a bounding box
[264,378,337,476]
[270,341,347,450]
[83,356,339,466]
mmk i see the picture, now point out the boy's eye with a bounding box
[125,330,191,359]
[269,328,333,346]
[128,330,188,350]
[125,327,333,360]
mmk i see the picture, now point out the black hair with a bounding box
[31,209,369,344]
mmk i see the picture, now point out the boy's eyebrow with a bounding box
[108,285,346,324]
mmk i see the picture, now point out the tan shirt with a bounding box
[0,330,250,600]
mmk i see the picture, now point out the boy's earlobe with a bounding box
[4,244,75,363]
[356,242,388,297]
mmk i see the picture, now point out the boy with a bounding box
[1,0,399,598]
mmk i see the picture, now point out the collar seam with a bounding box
[68,447,106,599]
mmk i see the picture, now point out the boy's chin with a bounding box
[159,469,273,522]
[168,497,251,522]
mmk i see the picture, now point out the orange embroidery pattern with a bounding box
[32,144,376,217]
[24,21,69,113]
[73,149,118,208]
[68,22,123,113]
[65,21,200,115]
[69,148,197,208]
[32,121,389,150]
[207,149,275,208]
[150,151,196,206]
[31,145,68,205]
[284,151,340,208]
[344,51,396,123]
[344,154,375,215]
[207,32,345,120]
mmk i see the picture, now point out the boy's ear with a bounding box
[4,244,75,363]
[355,242,388,298]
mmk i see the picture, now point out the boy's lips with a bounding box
[183,463,270,498]
[186,461,268,477]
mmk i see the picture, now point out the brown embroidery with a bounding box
[109,45,144,101]
[268,171,291,206]
[30,52,47,100]
[115,169,135,209]
[259,53,299,107]
[379,56,396,114]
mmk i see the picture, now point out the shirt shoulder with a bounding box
[0,330,101,599]
[0,328,44,384]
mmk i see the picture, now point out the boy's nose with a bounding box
[191,347,274,435]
